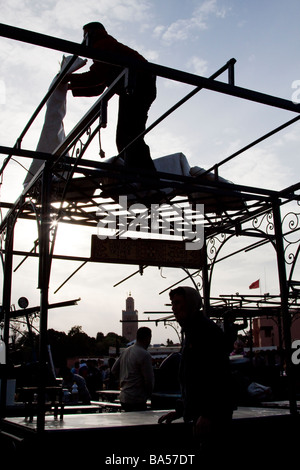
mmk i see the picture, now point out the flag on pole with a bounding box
[249,279,260,289]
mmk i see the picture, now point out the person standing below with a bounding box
[223,311,248,354]
[158,287,234,463]
[60,366,91,405]
[66,22,157,174]
[112,327,154,411]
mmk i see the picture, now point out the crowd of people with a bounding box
[61,287,236,463]
[57,285,291,465]
[60,357,118,403]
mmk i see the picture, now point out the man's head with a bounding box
[224,311,236,324]
[60,366,73,381]
[169,286,202,327]
[136,327,152,349]
[83,22,107,45]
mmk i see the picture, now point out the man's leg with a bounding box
[116,88,156,172]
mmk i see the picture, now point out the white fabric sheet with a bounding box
[23,56,87,187]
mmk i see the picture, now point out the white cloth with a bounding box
[23,56,87,186]
[112,343,154,404]
[100,152,242,212]
[154,152,191,176]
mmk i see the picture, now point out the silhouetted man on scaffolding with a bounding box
[66,22,157,174]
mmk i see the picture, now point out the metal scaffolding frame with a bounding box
[0,23,300,430]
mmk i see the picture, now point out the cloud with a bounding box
[186,56,208,76]
[155,0,229,44]
[220,145,293,191]
[158,17,206,45]
[46,0,153,36]
[2,0,153,38]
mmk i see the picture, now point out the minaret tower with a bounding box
[122,292,138,342]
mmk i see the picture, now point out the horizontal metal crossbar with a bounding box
[0,145,287,199]
[1,23,300,113]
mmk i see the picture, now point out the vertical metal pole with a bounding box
[276,309,284,369]
[37,163,51,432]
[0,216,15,417]
[272,198,297,415]
[228,60,235,85]
[202,238,210,317]
[248,316,253,365]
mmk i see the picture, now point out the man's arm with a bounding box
[141,354,155,396]
[111,355,121,379]
[237,318,248,331]
[158,399,183,424]
[68,71,106,97]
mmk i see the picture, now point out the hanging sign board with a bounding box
[90,235,204,269]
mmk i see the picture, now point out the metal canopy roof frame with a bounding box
[0,24,299,428]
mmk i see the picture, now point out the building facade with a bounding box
[253,315,300,348]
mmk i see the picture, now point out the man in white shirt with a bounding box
[112,327,154,411]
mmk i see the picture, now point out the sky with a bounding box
[1,0,300,345]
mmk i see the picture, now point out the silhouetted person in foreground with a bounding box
[66,22,157,174]
[158,287,234,464]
